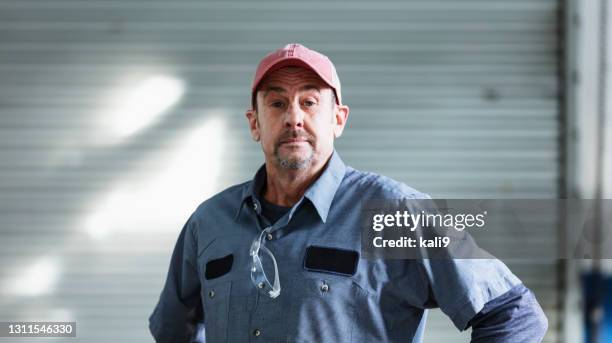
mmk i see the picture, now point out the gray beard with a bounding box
[274,147,313,170]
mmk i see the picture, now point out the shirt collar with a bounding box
[236,150,347,223]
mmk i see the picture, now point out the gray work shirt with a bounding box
[149,150,521,342]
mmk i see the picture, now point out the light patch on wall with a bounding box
[14,307,75,323]
[84,116,225,239]
[107,75,185,139]
[3,257,61,297]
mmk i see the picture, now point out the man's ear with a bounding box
[245,109,260,142]
[333,104,350,138]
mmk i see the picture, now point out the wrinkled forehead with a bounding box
[258,66,330,93]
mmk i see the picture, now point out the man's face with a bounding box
[246,66,348,170]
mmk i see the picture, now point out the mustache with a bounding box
[276,130,314,144]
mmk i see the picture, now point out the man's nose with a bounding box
[284,102,305,129]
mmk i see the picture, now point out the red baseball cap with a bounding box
[251,43,342,109]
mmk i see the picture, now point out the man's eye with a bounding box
[304,100,316,107]
[271,101,284,108]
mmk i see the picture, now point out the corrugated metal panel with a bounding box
[0,0,561,342]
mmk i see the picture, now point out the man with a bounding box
[149,43,548,342]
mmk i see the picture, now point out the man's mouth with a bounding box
[281,138,309,144]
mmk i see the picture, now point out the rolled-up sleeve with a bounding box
[468,283,548,342]
[149,215,202,342]
[416,258,523,331]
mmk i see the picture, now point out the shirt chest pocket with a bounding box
[200,250,255,342]
[285,274,369,343]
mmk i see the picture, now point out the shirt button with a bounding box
[208,290,215,298]
[252,329,261,336]
[320,283,329,292]
[258,282,265,289]
[266,233,273,241]
[253,202,259,211]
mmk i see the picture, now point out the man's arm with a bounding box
[149,215,202,342]
[467,283,548,343]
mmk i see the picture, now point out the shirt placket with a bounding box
[248,197,303,341]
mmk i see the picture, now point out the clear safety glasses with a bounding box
[250,227,281,298]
